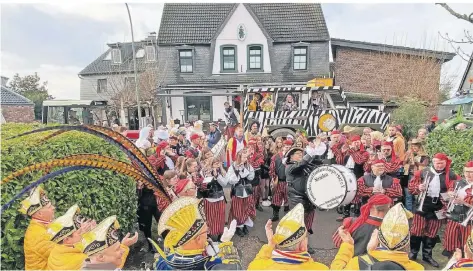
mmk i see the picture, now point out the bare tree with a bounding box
[436,3,472,61]
[84,41,169,128]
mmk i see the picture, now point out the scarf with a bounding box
[346,156,355,169]
[428,167,442,198]
[271,249,311,264]
[373,175,383,190]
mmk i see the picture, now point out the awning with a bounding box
[441,95,473,105]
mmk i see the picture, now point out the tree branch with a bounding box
[436,3,473,24]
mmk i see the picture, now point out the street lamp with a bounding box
[125,3,142,129]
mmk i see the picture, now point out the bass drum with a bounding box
[306,165,357,210]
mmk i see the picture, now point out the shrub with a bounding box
[1,123,138,270]
[425,128,473,173]
[391,99,429,140]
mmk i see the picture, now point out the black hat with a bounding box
[284,147,304,161]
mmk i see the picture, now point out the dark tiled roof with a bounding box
[1,86,34,105]
[245,4,329,42]
[158,3,329,45]
[331,38,456,62]
[79,41,158,76]
[158,4,237,45]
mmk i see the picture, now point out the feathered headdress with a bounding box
[2,125,171,212]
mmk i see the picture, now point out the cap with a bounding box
[158,197,206,250]
[273,204,307,248]
[75,216,121,256]
[378,203,413,251]
[190,133,201,141]
[19,186,51,216]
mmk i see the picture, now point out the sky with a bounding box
[1,2,472,100]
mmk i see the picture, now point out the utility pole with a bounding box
[125,3,142,129]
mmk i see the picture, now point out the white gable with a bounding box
[212,4,271,74]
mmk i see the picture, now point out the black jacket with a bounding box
[286,154,323,211]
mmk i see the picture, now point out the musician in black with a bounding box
[408,153,459,268]
[443,161,473,258]
[285,147,323,254]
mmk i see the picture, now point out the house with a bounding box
[1,76,35,123]
[78,33,159,129]
[331,38,456,108]
[156,3,331,124]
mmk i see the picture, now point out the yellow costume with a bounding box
[248,204,329,270]
[154,197,241,270]
[46,204,87,270]
[21,187,56,270]
[75,216,129,269]
[444,227,473,270]
[330,203,423,270]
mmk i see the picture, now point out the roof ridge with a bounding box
[331,38,455,57]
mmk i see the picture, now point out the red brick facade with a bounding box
[333,48,442,106]
[2,105,35,123]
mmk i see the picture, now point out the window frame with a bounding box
[136,48,145,58]
[220,45,238,73]
[247,44,263,72]
[97,79,107,94]
[111,48,121,64]
[293,45,308,71]
[145,46,156,62]
[124,77,135,89]
[179,49,194,73]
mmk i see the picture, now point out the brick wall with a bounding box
[2,105,35,123]
[334,48,442,106]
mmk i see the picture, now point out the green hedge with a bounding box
[1,123,138,270]
[425,128,473,174]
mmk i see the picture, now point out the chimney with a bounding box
[1,76,8,87]
[147,32,157,42]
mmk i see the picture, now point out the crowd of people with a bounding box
[11,113,473,270]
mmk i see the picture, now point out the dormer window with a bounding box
[136,48,145,58]
[111,49,121,64]
[145,46,156,62]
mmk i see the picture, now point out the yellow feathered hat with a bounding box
[46,204,84,243]
[75,216,120,256]
[158,197,206,250]
[378,203,413,251]
[273,203,307,248]
[19,186,51,216]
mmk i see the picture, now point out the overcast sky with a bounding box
[1,2,472,99]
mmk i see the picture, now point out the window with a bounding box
[97,79,107,93]
[136,48,145,58]
[293,46,307,70]
[111,49,121,64]
[221,45,237,72]
[179,50,193,73]
[125,77,135,89]
[145,46,156,61]
[277,92,300,111]
[247,45,262,71]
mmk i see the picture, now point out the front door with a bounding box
[185,96,212,122]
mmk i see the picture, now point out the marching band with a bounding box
[2,121,473,270]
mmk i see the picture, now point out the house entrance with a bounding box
[185,96,212,122]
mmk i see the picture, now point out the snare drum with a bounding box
[306,165,357,210]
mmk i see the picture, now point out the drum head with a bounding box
[306,165,348,210]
